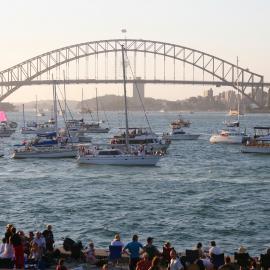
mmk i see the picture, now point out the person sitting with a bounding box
[0,237,13,259]
[0,238,6,254]
[136,252,152,270]
[209,241,222,257]
[195,242,205,258]
[143,237,160,261]
[84,242,96,264]
[111,234,124,248]
[199,254,214,270]
[218,256,235,270]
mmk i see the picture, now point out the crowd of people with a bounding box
[1,225,270,270]
[0,224,54,269]
[86,234,270,270]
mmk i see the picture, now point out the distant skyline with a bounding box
[0,0,269,103]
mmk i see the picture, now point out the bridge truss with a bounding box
[0,39,266,107]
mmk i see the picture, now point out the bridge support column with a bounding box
[133,77,145,103]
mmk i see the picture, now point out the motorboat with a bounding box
[162,128,200,140]
[210,128,249,144]
[170,115,191,128]
[77,45,162,166]
[0,123,15,137]
[242,127,270,154]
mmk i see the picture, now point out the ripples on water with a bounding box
[0,111,270,254]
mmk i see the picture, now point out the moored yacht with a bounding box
[242,126,270,154]
[77,45,162,166]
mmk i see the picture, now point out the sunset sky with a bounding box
[0,0,269,102]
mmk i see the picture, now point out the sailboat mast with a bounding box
[63,71,67,119]
[53,83,58,132]
[96,88,99,122]
[35,95,38,124]
[81,88,84,119]
[121,45,129,150]
[22,104,25,128]
[236,56,240,122]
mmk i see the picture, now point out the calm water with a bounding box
[0,111,270,255]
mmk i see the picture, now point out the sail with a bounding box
[0,111,7,122]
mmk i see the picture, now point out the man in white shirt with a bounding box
[169,250,184,270]
[209,241,222,256]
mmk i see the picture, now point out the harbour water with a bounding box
[0,111,270,255]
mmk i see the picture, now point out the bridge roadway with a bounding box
[0,79,269,87]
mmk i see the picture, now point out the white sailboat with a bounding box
[13,83,77,159]
[77,45,162,166]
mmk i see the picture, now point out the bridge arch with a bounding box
[0,38,264,106]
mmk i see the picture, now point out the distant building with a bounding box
[203,88,213,98]
[133,77,145,102]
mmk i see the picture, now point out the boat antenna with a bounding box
[121,44,129,151]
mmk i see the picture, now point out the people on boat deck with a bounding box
[123,234,144,270]
[209,241,222,256]
[111,233,124,248]
[42,224,54,252]
[144,237,160,261]
[136,252,151,270]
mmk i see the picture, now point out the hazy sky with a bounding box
[0,0,269,102]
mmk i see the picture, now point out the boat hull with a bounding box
[77,154,160,166]
[242,146,270,154]
[209,135,245,144]
[12,149,77,159]
[0,130,14,137]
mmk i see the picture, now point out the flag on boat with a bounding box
[0,111,7,122]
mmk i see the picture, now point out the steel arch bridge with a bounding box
[0,38,267,107]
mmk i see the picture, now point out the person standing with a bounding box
[10,227,24,269]
[111,234,124,248]
[144,237,160,261]
[123,234,144,270]
[42,224,54,252]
